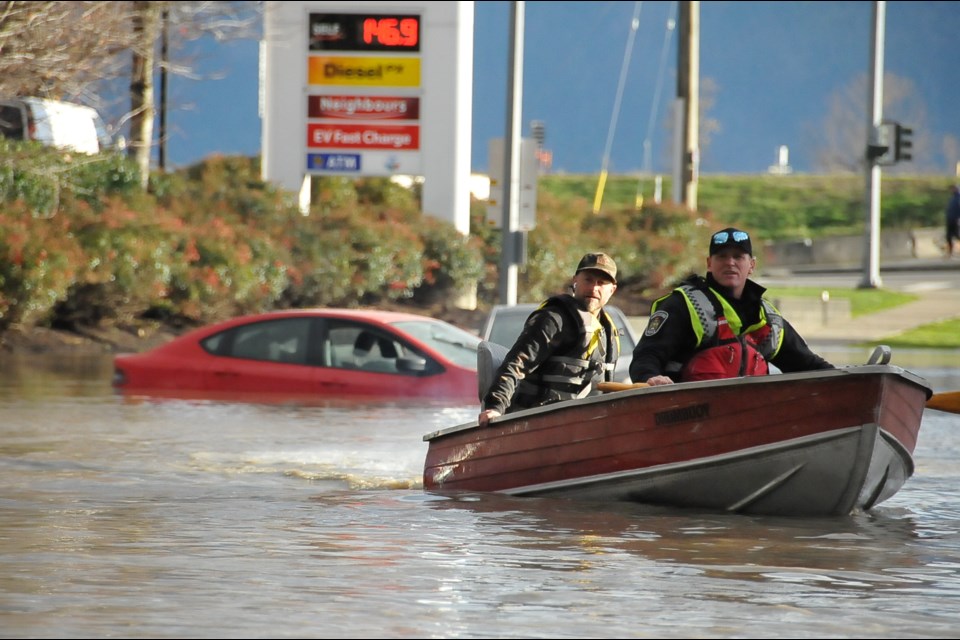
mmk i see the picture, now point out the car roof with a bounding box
[163,308,460,345]
[482,302,638,342]
[232,308,445,324]
[486,302,630,321]
[488,302,626,312]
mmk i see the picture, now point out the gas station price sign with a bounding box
[309,13,421,52]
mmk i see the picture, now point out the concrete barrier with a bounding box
[761,226,943,269]
[912,227,946,258]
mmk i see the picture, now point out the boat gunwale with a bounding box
[423,364,932,442]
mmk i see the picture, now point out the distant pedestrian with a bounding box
[946,185,960,258]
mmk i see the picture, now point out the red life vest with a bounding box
[657,282,783,383]
[680,317,770,382]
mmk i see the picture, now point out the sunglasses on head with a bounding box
[712,230,749,244]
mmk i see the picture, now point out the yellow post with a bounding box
[592,170,608,214]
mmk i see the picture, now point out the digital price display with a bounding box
[309,13,420,52]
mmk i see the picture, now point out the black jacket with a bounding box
[482,295,619,414]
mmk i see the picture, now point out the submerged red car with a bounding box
[112,309,481,403]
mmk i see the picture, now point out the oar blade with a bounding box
[926,391,960,414]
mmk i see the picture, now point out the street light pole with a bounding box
[860,1,885,289]
[498,1,524,305]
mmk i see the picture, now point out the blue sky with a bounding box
[159,1,960,176]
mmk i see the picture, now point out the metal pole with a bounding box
[860,1,884,289]
[499,1,524,305]
[158,6,168,171]
[675,1,699,210]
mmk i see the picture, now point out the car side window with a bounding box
[0,104,25,140]
[325,322,428,375]
[202,318,312,365]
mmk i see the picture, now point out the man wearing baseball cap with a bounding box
[479,252,620,427]
[630,227,834,386]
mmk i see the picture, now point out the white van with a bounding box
[0,97,114,154]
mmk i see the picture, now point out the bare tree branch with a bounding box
[811,72,933,174]
[0,1,263,185]
[0,1,135,103]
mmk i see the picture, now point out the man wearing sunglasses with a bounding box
[630,227,834,386]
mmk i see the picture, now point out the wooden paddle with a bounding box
[597,381,649,392]
[599,381,960,415]
[926,391,960,414]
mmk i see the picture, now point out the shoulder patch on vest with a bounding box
[644,310,669,336]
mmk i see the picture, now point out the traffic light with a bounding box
[530,120,546,148]
[867,122,895,165]
[894,123,913,162]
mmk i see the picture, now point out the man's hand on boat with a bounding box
[478,409,501,427]
[644,375,673,386]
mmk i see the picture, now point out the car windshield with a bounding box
[392,320,481,369]
[485,308,532,348]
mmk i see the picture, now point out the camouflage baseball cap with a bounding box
[575,252,617,283]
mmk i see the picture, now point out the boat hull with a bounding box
[422,366,931,516]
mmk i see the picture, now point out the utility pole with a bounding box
[158,6,169,171]
[498,1,525,305]
[675,1,699,210]
[860,1,885,289]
